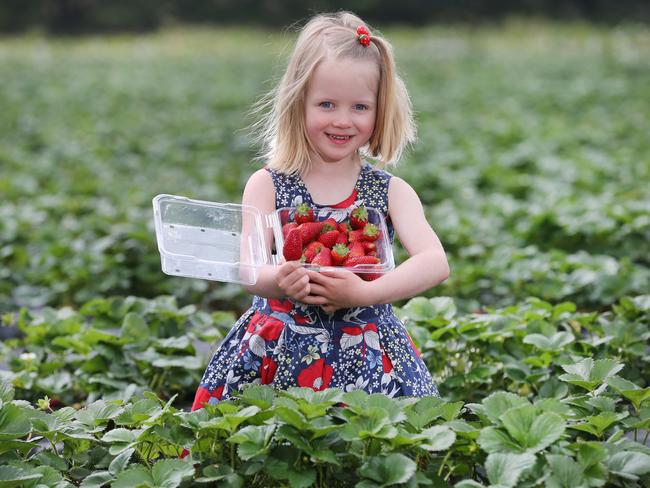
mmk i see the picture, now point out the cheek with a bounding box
[306,111,327,133]
[361,114,376,136]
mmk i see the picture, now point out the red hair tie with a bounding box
[356,26,371,46]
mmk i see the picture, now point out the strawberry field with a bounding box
[1,21,649,487]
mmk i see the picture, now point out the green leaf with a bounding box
[0,466,42,487]
[121,312,149,341]
[573,442,607,468]
[155,336,191,350]
[102,428,138,444]
[482,392,530,424]
[539,377,569,399]
[359,453,417,485]
[523,332,574,351]
[533,398,572,417]
[485,452,536,487]
[228,424,275,460]
[402,296,456,322]
[195,465,243,486]
[151,459,195,488]
[79,471,114,488]
[115,399,162,426]
[0,440,38,455]
[405,397,445,429]
[151,355,203,369]
[75,401,123,428]
[239,384,276,409]
[111,465,153,488]
[108,447,135,476]
[287,468,316,488]
[0,380,14,403]
[454,481,484,488]
[545,454,588,488]
[0,404,31,441]
[419,425,456,452]
[559,358,623,392]
[568,412,628,438]
[477,427,522,454]
[500,406,565,453]
[606,451,650,481]
[607,376,650,410]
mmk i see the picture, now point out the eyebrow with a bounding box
[315,97,376,105]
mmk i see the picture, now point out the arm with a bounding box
[307,176,449,309]
[240,169,327,306]
[240,169,285,298]
[367,176,450,304]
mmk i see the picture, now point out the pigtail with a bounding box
[367,36,416,167]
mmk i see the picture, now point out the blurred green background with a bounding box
[1,2,649,318]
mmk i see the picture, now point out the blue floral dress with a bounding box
[191,161,440,410]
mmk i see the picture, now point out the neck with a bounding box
[307,153,362,175]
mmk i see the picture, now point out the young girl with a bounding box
[191,11,449,409]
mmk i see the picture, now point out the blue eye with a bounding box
[319,101,333,109]
[355,104,368,111]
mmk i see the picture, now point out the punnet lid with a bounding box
[152,194,277,285]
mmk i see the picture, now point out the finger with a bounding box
[276,261,296,280]
[306,270,332,284]
[290,267,309,281]
[308,283,328,296]
[319,269,351,278]
[280,266,306,288]
[287,275,310,297]
[301,294,329,306]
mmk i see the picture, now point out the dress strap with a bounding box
[264,166,311,210]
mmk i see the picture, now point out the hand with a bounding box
[274,261,328,306]
[306,269,374,313]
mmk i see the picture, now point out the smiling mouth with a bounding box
[327,133,353,141]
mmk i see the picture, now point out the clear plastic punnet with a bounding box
[152,194,395,285]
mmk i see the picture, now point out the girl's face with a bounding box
[304,56,379,167]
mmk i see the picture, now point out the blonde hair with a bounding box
[250,11,416,175]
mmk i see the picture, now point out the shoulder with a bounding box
[242,167,275,208]
[388,176,423,216]
[364,162,394,182]
[388,176,415,196]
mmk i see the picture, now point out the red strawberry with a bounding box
[348,229,364,242]
[335,232,348,245]
[344,255,381,267]
[295,203,314,224]
[320,217,338,233]
[312,247,332,267]
[350,205,368,229]
[282,222,298,239]
[367,250,378,257]
[282,228,302,261]
[362,223,380,242]
[345,254,382,280]
[303,241,323,263]
[298,222,323,244]
[348,241,365,258]
[361,268,382,281]
[337,222,352,235]
[362,241,377,253]
[318,230,340,248]
[331,243,350,266]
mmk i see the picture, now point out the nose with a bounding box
[332,111,352,128]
